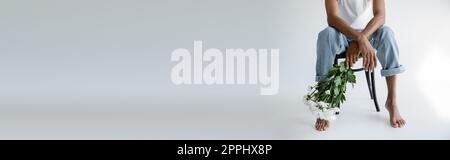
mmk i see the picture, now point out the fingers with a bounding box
[345,52,352,68]
[349,52,357,68]
[367,53,372,72]
[370,55,375,71]
[352,53,358,65]
[345,55,350,68]
[363,53,368,71]
[362,51,378,72]
[350,54,354,67]
[372,53,378,70]
[370,51,377,71]
[363,55,367,71]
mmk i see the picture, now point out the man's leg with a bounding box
[315,27,348,131]
[316,27,348,82]
[371,26,406,128]
[386,76,406,128]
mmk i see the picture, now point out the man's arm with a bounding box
[358,0,385,71]
[325,0,363,68]
[325,0,363,41]
[362,0,386,39]
[324,0,384,70]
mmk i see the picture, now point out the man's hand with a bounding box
[357,36,377,71]
[345,42,359,68]
[326,0,381,71]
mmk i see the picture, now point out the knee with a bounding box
[318,27,339,42]
[376,26,395,41]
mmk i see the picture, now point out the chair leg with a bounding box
[371,71,380,112]
[365,71,373,99]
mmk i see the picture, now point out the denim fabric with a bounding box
[315,26,405,82]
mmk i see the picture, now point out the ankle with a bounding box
[386,95,396,103]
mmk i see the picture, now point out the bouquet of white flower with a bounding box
[304,61,356,121]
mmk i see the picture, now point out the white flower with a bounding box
[303,95,309,106]
[309,102,340,121]
[304,79,345,121]
[324,114,337,121]
[308,85,315,91]
[318,109,338,121]
[309,105,318,113]
[309,100,317,107]
[303,95,315,106]
[330,107,340,113]
[317,101,328,109]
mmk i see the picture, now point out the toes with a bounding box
[321,121,329,131]
[396,121,403,128]
[315,120,324,131]
[318,122,324,131]
[391,119,406,128]
[394,119,406,128]
[391,121,399,128]
[397,121,403,128]
[315,119,330,131]
[324,121,330,129]
[399,119,406,127]
[315,121,320,130]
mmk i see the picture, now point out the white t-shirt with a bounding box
[337,0,373,30]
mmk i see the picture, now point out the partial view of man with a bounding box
[315,0,406,131]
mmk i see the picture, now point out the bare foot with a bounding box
[385,101,406,128]
[315,118,330,131]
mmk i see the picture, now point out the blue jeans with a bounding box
[315,26,405,82]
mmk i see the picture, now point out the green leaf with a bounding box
[334,87,339,95]
[328,69,337,78]
[349,74,356,83]
[348,69,353,74]
[334,77,341,86]
[307,61,358,111]
[339,65,345,72]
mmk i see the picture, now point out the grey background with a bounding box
[1,0,450,139]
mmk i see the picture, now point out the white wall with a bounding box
[0,0,449,139]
